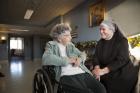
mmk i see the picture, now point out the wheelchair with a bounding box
[33,65,64,93]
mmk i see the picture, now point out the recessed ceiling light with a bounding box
[24,9,34,19]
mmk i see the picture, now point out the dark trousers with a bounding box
[60,73,106,93]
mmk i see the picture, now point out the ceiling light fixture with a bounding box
[24,9,34,19]
[1,36,6,40]
[0,29,29,33]
[10,29,29,31]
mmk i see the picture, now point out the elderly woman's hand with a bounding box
[69,57,81,67]
[73,57,81,67]
[69,57,76,63]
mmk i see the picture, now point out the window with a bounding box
[10,37,24,49]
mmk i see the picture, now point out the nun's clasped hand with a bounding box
[92,67,110,78]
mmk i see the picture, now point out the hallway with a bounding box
[0,59,41,93]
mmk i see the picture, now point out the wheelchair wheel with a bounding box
[33,69,53,93]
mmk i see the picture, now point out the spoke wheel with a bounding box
[33,69,53,93]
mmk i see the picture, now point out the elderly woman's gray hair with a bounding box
[50,23,72,39]
[100,20,115,32]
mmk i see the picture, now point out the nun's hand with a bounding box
[92,67,110,77]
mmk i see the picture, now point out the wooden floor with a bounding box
[0,57,41,93]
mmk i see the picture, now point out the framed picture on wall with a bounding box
[89,0,105,27]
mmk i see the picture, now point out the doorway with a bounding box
[10,37,24,60]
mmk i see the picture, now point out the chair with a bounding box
[33,66,63,93]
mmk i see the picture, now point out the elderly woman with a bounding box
[42,23,106,93]
[92,20,139,93]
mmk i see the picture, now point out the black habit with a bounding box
[93,24,139,93]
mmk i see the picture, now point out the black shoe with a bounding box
[0,72,5,77]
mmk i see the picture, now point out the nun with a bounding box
[92,20,139,93]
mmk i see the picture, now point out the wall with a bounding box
[64,0,140,42]
[106,0,140,36]
[24,35,51,61]
[0,42,8,61]
[33,36,41,61]
[33,35,52,61]
[24,36,33,60]
[64,0,100,42]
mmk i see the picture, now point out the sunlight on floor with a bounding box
[0,59,41,93]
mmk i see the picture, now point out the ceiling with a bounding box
[0,0,86,35]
